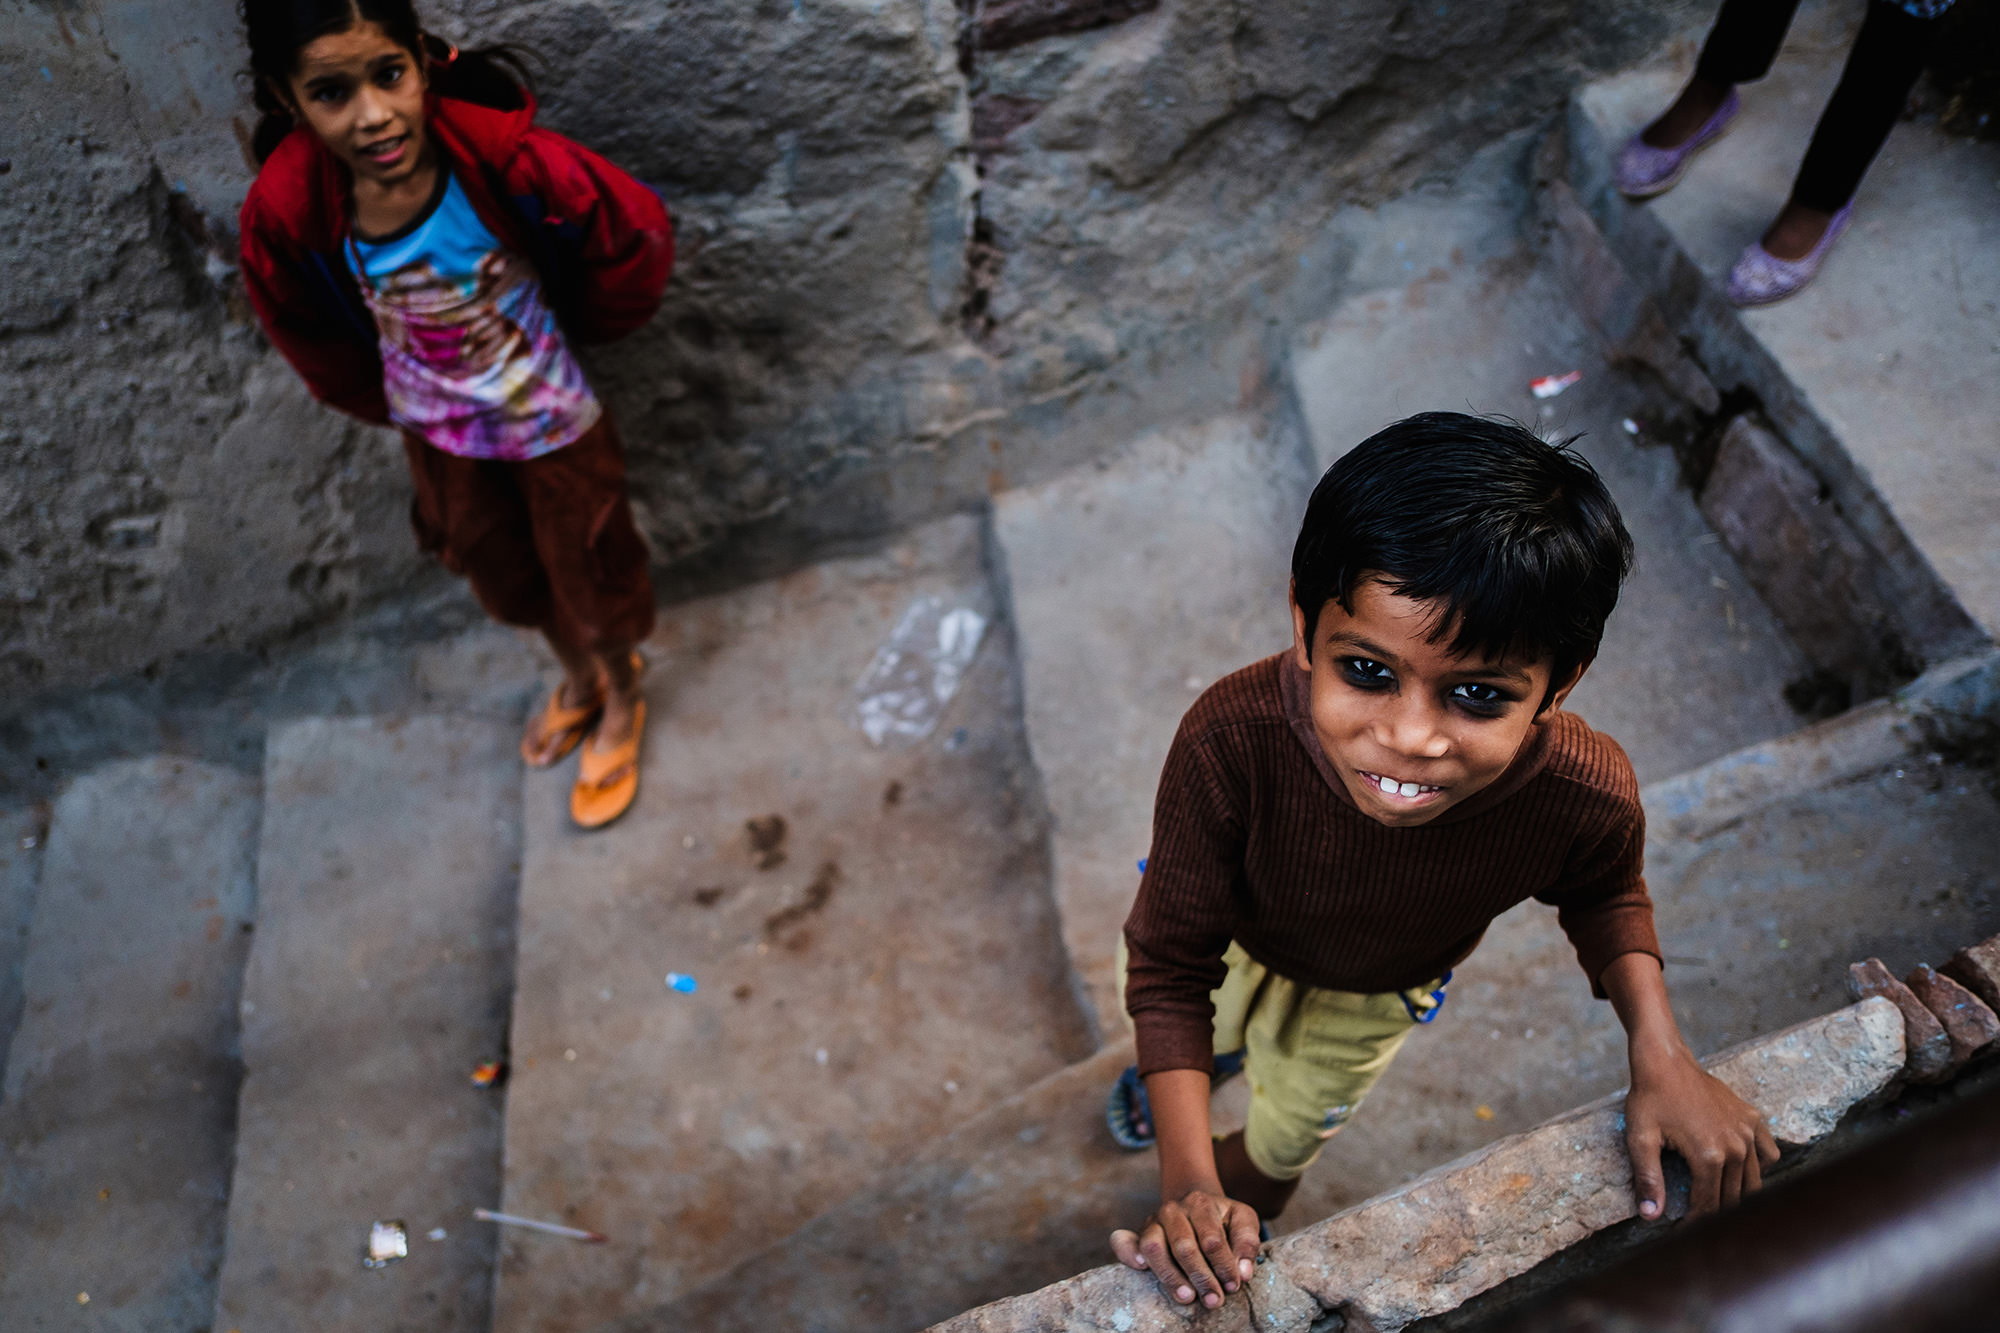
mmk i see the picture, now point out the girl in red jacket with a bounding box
[237,0,673,828]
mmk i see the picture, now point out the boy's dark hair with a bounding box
[242,0,538,164]
[1291,412,1634,709]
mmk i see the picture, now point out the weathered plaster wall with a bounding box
[0,0,414,697]
[0,0,1700,697]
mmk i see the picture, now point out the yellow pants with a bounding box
[1119,938,1443,1181]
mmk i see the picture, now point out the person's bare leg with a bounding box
[588,642,641,751]
[1215,1131,1300,1223]
[1642,73,1734,149]
[522,626,607,761]
[1759,198,1837,261]
[542,628,601,711]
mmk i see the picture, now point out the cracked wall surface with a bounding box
[0,1,414,696]
[2,0,1699,697]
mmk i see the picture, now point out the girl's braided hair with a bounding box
[241,0,537,164]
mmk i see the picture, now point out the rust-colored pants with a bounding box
[404,414,656,653]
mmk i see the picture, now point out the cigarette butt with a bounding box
[474,1207,606,1243]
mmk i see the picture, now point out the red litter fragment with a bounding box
[1529,371,1582,399]
[470,1061,505,1088]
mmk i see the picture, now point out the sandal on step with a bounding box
[522,681,604,768]
[571,698,646,829]
[1107,1064,1155,1151]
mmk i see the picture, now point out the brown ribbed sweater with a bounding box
[1124,652,1660,1077]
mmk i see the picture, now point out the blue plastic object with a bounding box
[1402,969,1452,1023]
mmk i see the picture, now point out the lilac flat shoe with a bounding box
[1725,201,1854,306]
[1613,89,1740,199]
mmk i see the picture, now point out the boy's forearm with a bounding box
[1146,1068,1222,1200]
[1600,951,1691,1070]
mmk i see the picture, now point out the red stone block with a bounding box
[1939,936,2000,1014]
[1905,963,2000,1065]
[1847,958,1954,1082]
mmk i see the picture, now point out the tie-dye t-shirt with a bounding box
[346,170,599,460]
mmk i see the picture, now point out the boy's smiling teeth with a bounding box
[1362,771,1440,798]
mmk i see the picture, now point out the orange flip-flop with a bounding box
[571,698,645,829]
[521,682,603,768]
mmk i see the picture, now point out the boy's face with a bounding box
[1290,576,1583,829]
[282,22,430,188]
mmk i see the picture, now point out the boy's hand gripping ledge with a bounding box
[1108,1068,1263,1309]
[1602,952,1781,1218]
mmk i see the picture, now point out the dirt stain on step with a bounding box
[745,814,787,870]
[764,860,840,952]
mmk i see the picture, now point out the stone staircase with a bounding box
[488,515,1095,1331]
[3,7,1998,1328]
[0,759,256,1329]
[214,717,521,1329]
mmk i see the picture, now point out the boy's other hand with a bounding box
[1624,1048,1779,1219]
[1109,1187,1261,1309]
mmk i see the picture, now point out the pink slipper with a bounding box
[1613,89,1740,199]
[1725,201,1854,307]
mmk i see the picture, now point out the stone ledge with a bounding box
[1640,651,2000,843]
[928,998,1904,1333]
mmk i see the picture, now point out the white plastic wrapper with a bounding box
[849,594,988,748]
[363,1220,408,1268]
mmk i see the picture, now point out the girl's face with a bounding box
[281,21,430,187]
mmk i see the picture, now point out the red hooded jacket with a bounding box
[238,88,673,427]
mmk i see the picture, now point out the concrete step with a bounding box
[643,1042,1149,1333]
[992,413,1315,1040]
[1567,0,1999,652]
[213,716,521,1331]
[491,515,1094,1330]
[0,758,259,1330]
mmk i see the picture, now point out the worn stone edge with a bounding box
[1639,650,2000,842]
[926,999,1904,1333]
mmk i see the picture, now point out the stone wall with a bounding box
[0,1,415,697]
[0,0,1701,697]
